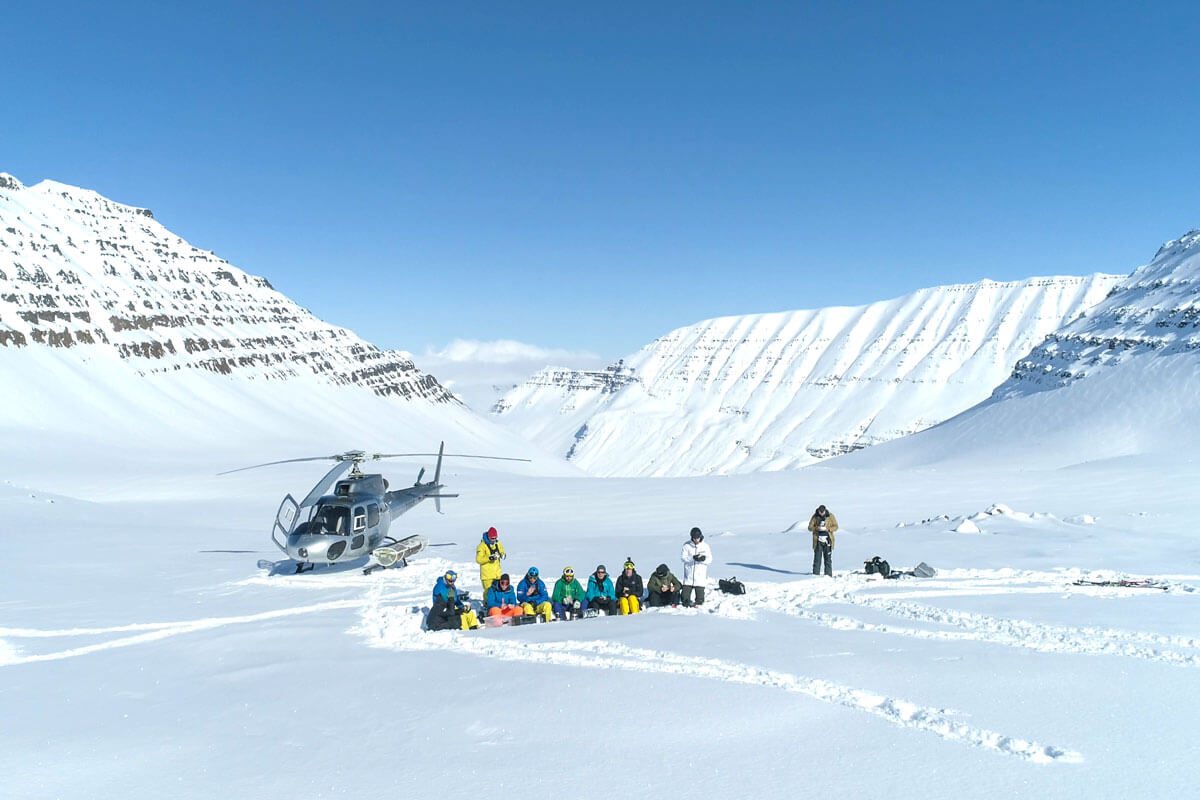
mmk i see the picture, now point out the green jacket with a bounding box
[647,569,681,595]
[552,577,586,604]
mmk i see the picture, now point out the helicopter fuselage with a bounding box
[273,472,443,566]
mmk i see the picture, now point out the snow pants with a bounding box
[648,589,679,607]
[552,599,587,619]
[681,585,705,607]
[522,601,553,622]
[487,606,524,620]
[590,597,618,616]
[813,543,832,576]
[619,595,641,615]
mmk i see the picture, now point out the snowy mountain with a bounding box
[845,230,1200,469]
[491,274,1121,476]
[0,173,553,466]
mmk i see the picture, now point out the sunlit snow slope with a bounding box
[845,230,1200,469]
[0,173,551,467]
[493,274,1120,476]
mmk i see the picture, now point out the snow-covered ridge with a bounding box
[0,173,454,402]
[1001,229,1200,396]
[493,273,1122,476]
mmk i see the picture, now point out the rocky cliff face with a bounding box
[0,173,455,402]
[1001,230,1200,396]
[493,273,1122,476]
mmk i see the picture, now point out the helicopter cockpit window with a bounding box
[353,507,367,533]
[312,506,351,536]
[367,504,380,527]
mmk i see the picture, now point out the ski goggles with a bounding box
[444,571,457,583]
[562,567,574,577]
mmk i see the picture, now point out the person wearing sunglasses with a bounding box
[552,566,587,620]
[586,565,618,616]
[426,570,480,631]
[516,566,553,623]
[615,558,644,615]
[484,573,524,622]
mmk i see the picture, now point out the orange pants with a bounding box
[487,606,524,618]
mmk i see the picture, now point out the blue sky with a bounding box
[5,1,1200,363]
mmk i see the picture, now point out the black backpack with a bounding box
[863,556,891,578]
[718,577,746,595]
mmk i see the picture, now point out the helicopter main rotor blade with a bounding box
[217,455,345,476]
[369,453,532,463]
[298,460,354,508]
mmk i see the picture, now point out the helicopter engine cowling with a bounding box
[287,532,350,564]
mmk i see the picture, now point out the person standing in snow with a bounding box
[681,527,712,607]
[646,563,682,607]
[809,504,838,577]
[552,566,588,620]
[475,525,506,593]
[516,566,553,623]
[614,558,644,615]
[426,570,480,631]
[586,565,618,615]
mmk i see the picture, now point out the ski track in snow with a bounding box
[7,562,1198,763]
[352,581,1082,764]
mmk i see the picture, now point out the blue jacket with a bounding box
[432,576,460,604]
[586,574,615,601]
[486,582,518,609]
[517,576,549,606]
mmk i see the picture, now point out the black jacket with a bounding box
[614,572,644,598]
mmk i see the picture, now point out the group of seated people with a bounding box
[425,559,687,631]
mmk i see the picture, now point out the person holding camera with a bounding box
[615,558,644,615]
[426,570,480,631]
[680,527,712,607]
[475,525,506,593]
[808,505,838,577]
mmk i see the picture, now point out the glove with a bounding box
[694,554,706,562]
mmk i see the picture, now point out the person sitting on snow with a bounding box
[426,570,480,631]
[476,526,506,592]
[586,565,618,616]
[614,558,644,615]
[485,573,524,621]
[552,566,588,620]
[647,563,682,607]
[516,566,553,623]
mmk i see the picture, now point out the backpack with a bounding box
[718,577,746,595]
[863,556,891,578]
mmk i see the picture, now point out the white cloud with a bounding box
[417,339,608,412]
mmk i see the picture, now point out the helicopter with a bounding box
[222,442,529,574]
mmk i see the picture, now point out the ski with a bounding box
[1072,578,1168,590]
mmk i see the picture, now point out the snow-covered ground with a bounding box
[2,450,1197,798]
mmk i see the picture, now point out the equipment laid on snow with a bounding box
[864,556,891,578]
[718,577,746,595]
[1073,578,1168,590]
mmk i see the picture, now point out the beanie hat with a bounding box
[690,527,703,541]
[499,573,510,583]
[655,563,668,577]
[485,526,498,541]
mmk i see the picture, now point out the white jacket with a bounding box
[681,540,712,586]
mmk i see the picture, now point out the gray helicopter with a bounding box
[223,442,528,574]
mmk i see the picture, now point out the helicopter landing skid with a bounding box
[362,557,409,576]
[294,562,315,574]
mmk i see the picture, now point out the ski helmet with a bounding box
[527,566,539,578]
[444,570,458,583]
[563,566,575,578]
[623,558,636,571]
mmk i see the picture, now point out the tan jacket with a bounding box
[808,512,838,550]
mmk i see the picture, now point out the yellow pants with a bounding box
[522,601,553,622]
[481,576,495,593]
[620,596,641,615]
[459,610,480,630]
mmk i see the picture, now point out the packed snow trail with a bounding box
[354,586,1083,764]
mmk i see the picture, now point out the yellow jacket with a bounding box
[476,539,506,583]
[808,512,838,549]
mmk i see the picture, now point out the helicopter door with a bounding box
[272,494,299,554]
